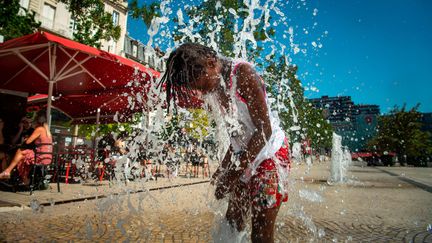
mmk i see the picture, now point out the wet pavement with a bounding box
[0,161,431,242]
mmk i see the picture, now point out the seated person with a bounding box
[112,132,131,182]
[0,113,52,185]
[12,116,34,146]
[114,131,128,156]
[97,133,115,161]
[0,118,6,171]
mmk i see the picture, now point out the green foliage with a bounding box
[368,104,432,166]
[132,1,332,152]
[159,113,180,142]
[185,109,210,139]
[265,55,333,151]
[186,0,242,57]
[129,0,160,28]
[158,109,210,143]
[184,0,275,59]
[132,0,275,58]
[78,122,133,140]
[0,0,40,41]
[59,0,121,48]
[77,111,147,139]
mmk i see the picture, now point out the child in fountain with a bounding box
[160,43,290,243]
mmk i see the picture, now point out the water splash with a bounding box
[329,133,351,183]
[86,0,328,240]
[299,189,324,203]
[29,199,44,213]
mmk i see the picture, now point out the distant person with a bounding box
[0,112,52,185]
[114,132,128,156]
[190,146,201,178]
[97,133,115,161]
[113,132,131,183]
[12,117,34,145]
[0,118,6,171]
[201,150,210,178]
[160,43,291,242]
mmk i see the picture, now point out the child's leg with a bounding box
[251,204,280,243]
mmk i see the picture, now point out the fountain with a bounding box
[88,0,328,241]
[329,132,351,183]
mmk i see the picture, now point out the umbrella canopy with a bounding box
[28,90,146,124]
[0,31,160,126]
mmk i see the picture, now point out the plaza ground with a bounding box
[0,160,431,242]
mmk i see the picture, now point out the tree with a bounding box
[78,122,134,140]
[368,104,432,166]
[129,0,160,28]
[184,108,210,140]
[0,0,40,41]
[180,0,274,59]
[131,1,333,153]
[130,0,274,58]
[265,55,333,152]
[59,0,121,48]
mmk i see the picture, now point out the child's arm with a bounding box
[235,63,273,176]
[211,147,232,181]
[212,147,234,199]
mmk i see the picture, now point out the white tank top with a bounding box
[223,61,285,170]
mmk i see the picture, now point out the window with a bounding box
[19,0,29,9]
[69,18,77,33]
[108,41,117,54]
[112,11,119,26]
[18,0,29,15]
[132,44,138,57]
[42,3,56,29]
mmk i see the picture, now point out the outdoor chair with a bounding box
[29,142,55,195]
[56,145,91,185]
[96,149,116,181]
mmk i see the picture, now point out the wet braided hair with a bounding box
[159,43,217,110]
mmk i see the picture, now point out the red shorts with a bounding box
[250,141,291,209]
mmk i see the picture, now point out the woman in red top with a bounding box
[0,113,52,185]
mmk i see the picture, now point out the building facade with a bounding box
[18,0,128,56]
[420,112,432,135]
[308,96,380,152]
[123,35,165,72]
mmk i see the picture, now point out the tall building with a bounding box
[18,0,128,56]
[308,96,355,123]
[352,104,380,151]
[308,96,380,152]
[420,112,432,135]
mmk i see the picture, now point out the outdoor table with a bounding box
[56,146,94,187]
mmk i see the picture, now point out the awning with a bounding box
[0,31,160,126]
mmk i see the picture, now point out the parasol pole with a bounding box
[95,108,100,137]
[47,43,57,128]
[72,124,79,148]
[93,108,101,159]
[46,80,54,128]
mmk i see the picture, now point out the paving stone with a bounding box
[0,162,431,242]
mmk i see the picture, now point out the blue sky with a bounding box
[127,0,432,113]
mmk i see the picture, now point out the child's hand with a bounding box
[214,176,230,200]
[211,167,230,199]
[210,166,223,185]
